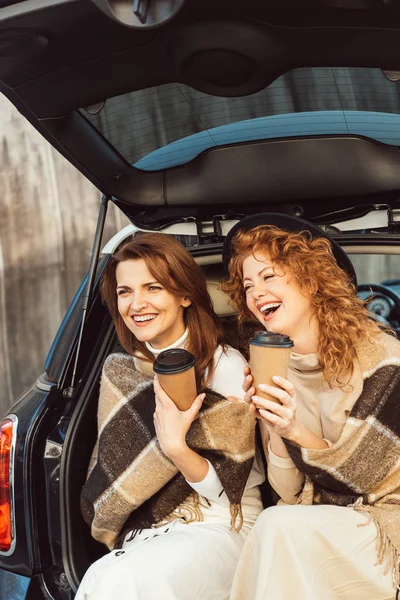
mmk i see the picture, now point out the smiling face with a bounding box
[116,259,191,349]
[242,250,318,352]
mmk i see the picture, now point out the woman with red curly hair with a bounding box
[221,214,400,600]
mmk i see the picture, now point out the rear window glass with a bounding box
[82,67,400,169]
[350,253,400,287]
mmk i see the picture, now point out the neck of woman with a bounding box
[145,328,189,357]
[291,319,319,355]
[134,328,189,377]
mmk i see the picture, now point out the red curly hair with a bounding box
[221,225,380,386]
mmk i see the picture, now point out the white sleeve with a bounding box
[185,347,250,505]
[186,459,229,506]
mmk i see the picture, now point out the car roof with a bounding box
[2,0,400,225]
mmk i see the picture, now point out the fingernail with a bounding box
[272,376,280,382]
[259,384,269,391]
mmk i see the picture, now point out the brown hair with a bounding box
[101,233,224,387]
[221,225,380,386]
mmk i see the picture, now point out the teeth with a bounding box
[260,302,281,313]
[133,315,157,322]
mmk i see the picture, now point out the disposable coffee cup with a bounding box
[153,349,197,411]
[249,331,294,404]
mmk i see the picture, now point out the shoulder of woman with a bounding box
[213,344,248,371]
[356,330,400,374]
[102,352,148,388]
[103,352,133,374]
[207,345,248,400]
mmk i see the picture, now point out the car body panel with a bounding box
[0,568,30,599]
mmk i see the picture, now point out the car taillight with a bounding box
[0,418,16,553]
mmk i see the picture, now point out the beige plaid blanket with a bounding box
[285,332,400,584]
[81,353,256,550]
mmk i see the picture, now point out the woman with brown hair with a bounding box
[76,233,264,600]
[221,214,400,600]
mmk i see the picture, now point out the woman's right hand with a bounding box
[153,376,205,459]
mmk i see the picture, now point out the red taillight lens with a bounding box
[0,419,13,552]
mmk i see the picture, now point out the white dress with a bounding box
[76,330,265,600]
[230,352,396,600]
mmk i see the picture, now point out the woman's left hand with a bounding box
[252,376,300,441]
[153,375,205,459]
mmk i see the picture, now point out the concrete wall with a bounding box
[0,95,128,413]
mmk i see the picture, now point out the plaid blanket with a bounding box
[284,332,400,583]
[81,353,256,550]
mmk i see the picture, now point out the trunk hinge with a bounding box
[387,206,400,233]
[63,195,110,398]
[186,215,229,245]
[375,204,400,233]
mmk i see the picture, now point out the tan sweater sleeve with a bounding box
[258,352,364,504]
[258,421,304,504]
[267,442,305,504]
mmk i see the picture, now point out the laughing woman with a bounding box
[221,214,400,600]
[76,233,264,600]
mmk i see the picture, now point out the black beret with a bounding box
[222,213,357,285]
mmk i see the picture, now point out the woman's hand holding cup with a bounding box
[153,375,205,459]
[252,376,300,440]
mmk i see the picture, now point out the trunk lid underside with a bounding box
[2,0,400,224]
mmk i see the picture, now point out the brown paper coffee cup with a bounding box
[249,331,293,404]
[153,349,197,411]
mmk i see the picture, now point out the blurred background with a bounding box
[0,95,128,414]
